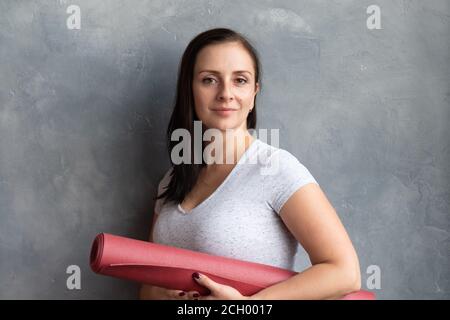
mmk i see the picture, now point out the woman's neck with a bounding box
[203,129,255,169]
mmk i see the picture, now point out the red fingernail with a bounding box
[192,272,200,279]
[179,292,185,296]
[193,293,199,297]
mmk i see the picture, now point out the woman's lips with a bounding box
[211,108,237,116]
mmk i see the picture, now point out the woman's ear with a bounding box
[255,82,260,94]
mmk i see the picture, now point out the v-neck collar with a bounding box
[177,138,260,214]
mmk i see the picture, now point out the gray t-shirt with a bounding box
[153,138,319,270]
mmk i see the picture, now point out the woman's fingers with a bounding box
[186,291,201,300]
[169,290,190,300]
[159,287,201,300]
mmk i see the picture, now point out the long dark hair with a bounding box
[154,28,262,206]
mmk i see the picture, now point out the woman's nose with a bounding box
[217,82,234,101]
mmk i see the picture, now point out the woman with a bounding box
[140,28,361,300]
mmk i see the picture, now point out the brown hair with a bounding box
[155,28,262,206]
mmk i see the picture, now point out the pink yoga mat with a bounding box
[90,233,375,300]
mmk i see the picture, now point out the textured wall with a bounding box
[0,0,448,299]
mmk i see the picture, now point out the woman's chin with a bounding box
[205,119,240,132]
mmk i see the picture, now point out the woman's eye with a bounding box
[201,77,247,85]
[202,77,216,84]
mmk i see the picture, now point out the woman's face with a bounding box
[192,41,259,132]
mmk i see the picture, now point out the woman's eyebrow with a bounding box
[198,70,252,75]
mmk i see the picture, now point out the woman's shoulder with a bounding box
[255,140,318,184]
[157,167,173,195]
[254,139,303,168]
[255,141,319,214]
[154,167,174,214]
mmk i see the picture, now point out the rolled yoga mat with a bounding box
[90,233,375,300]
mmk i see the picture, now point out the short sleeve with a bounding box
[154,167,173,214]
[264,149,319,215]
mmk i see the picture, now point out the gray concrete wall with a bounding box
[0,0,448,299]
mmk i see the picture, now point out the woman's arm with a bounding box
[250,183,361,300]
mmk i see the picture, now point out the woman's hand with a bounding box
[192,272,250,300]
[140,284,201,300]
